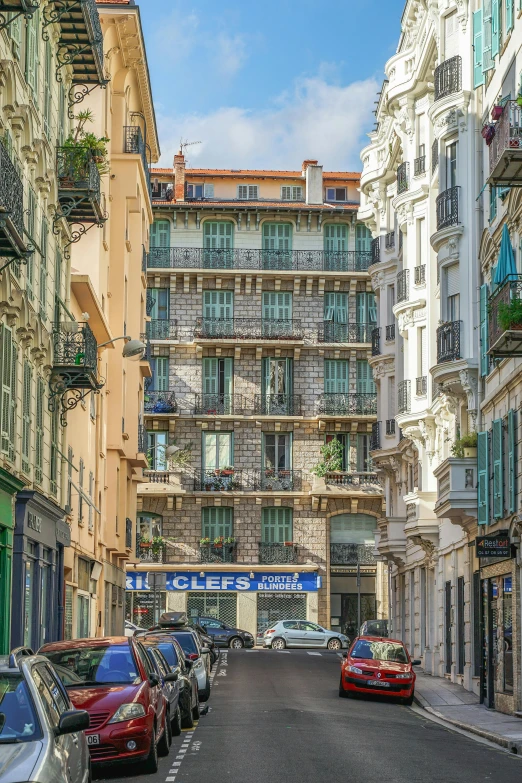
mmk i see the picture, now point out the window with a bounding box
[281,186,303,200]
[10,12,22,59]
[355,224,372,253]
[34,377,44,482]
[33,666,63,728]
[325,433,347,471]
[187,183,214,199]
[356,292,377,325]
[262,223,292,268]
[21,361,32,475]
[323,293,348,341]
[148,288,169,320]
[262,507,292,543]
[357,433,372,472]
[325,187,347,201]
[489,186,497,221]
[237,184,258,200]
[324,359,349,394]
[356,360,376,394]
[39,217,48,318]
[150,220,170,248]
[203,222,234,267]
[202,507,233,540]
[150,357,169,391]
[203,432,233,470]
[418,327,427,380]
[446,264,460,321]
[444,10,458,59]
[1,325,17,461]
[263,433,291,470]
[202,357,233,408]
[50,410,59,495]
[25,11,39,95]
[203,290,233,320]
[262,293,292,336]
[263,357,292,396]
[446,141,457,189]
[43,42,52,138]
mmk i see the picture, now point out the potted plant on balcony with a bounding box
[151,536,165,554]
[491,104,504,121]
[213,536,224,548]
[311,438,344,477]
[224,536,235,545]
[219,466,235,476]
[140,536,151,549]
[451,432,478,459]
[498,297,522,331]
[284,541,293,547]
[61,110,110,180]
[200,537,211,546]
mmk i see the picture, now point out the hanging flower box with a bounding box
[284,541,294,547]
[491,105,504,121]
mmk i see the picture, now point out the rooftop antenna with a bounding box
[179,138,202,162]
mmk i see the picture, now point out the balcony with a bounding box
[436,321,461,363]
[144,319,178,340]
[488,275,522,356]
[370,421,381,450]
[195,470,244,492]
[371,237,381,265]
[433,457,478,530]
[194,317,303,341]
[124,126,151,198]
[254,469,302,492]
[318,393,377,417]
[396,161,410,194]
[489,101,522,185]
[50,323,101,423]
[398,380,411,413]
[436,186,460,231]
[136,537,167,563]
[385,324,395,341]
[258,543,298,564]
[51,0,106,87]
[0,0,38,11]
[200,543,237,564]
[146,247,372,272]
[318,322,372,344]
[253,395,302,416]
[414,155,426,176]
[416,376,427,396]
[141,470,178,484]
[0,140,27,258]
[434,56,462,101]
[385,419,395,435]
[414,265,426,286]
[143,389,177,414]
[385,231,395,251]
[325,472,380,488]
[371,327,381,356]
[194,393,246,415]
[397,269,409,303]
[56,146,105,224]
[330,543,376,567]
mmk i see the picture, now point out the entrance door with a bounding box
[457,576,465,675]
[445,581,452,674]
[341,594,376,639]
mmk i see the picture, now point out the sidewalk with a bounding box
[414,670,522,752]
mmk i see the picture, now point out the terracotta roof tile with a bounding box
[150,167,360,181]
[153,199,358,211]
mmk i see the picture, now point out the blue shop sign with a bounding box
[126,571,321,592]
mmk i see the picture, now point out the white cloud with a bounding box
[157,74,379,170]
[213,33,248,77]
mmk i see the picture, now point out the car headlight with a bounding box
[108,703,146,723]
[347,665,363,674]
[396,673,412,680]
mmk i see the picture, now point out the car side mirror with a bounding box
[184,658,193,670]
[165,671,178,682]
[342,652,348,659]
[201,646,210,654]
[56,709,90,736]
[411,659,422,667]
[149,672,160,686]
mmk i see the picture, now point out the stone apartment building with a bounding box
[126,157,388,639]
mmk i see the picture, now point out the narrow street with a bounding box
[95,651,522,783]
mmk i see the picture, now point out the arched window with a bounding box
[330,513,376,544]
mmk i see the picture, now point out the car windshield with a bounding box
[170,633,198,655]
[146,642,179,668]
[351,640,408,663]
[0,675,41,743]
[44,645,141,686]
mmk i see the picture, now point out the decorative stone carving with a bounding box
[409,535,436,557]
[372,358,395,379]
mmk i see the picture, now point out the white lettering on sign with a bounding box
[206,576,221,589]
[172,576,189,589]
[27,513,42,533]
[236,576,250,590]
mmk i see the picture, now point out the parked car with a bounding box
[141,628,211,701]
[190,616,255,649]
[0,646,91,783]
[144,646,182,739]
[152,612,216,671]
[359,619,388,638]
[141,635,200,729]
[124,620,144,637]
[189,622,220,664]
[40,636,170,772]
[264,621,349,650]
[339,635,421,704]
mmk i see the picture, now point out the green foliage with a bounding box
[498,298,522,331]
[151,536,165,553]
[62,110,110,176]
[451,432,478,458]
[312,438,344,477]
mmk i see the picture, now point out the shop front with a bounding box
[0,469,24,654]
[126,569,320,638]
[12,491,70,651]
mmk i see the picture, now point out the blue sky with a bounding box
[139,0,406,169]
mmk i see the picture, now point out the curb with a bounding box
[413,694,522,753]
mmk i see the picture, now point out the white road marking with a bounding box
[307,652,322,656]
[276,650,291,653]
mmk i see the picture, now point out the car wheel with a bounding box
[192,694,201,721]
[143,727,158,773]
[229,636,244,649]
[172,705,182,736]
[181,696,195,729]
[327,638,342,651]
[402,691,414,706]
[271,637,286,650]
[158,710,172,757]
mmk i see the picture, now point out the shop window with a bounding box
[503,577,513,692]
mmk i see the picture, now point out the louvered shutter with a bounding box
[1,326,11,456]
[43,42,52,138]
[483,0,494,71]
[151,220,170,248]
[368,293,377,324]
[262,357,270,396]
[262,507,292,543]
[324,292,335,321]
[9,343,17,462]
[477,431,489,525]
[492,0,499,58]
[262,292,276,321]
[325,360,348,393]
[10,12,21,58]
[480,284,489,376]
[278,292,292,320]
[335,293,348,323]
[203,358,219,394]
[357,360,376,394]
[22,361,32,474]
[446,264,459,296]
[35,377,44,482]
[355,224,371,252]
[506,0,514,31]
[152,357,169,391]
[492,418,503,518]
[444,11,458,58]
[238,185,248,199]
[204,183,214,198]
[202,507,233,539]
[223,358,233,396]
[39,218,48,316]
[203,290,233,319]
[25,14,38,94]
[356,292,367,325]
[421,328,428,376]
[508,409,516,514]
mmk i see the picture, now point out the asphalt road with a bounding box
[95,648,522,783]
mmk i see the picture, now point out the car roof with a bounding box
[40,636,129,652]
[354,635,405,644]
[0,652,49,672]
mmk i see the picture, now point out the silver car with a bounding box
[264,620,349,650]
[0,647,90,783]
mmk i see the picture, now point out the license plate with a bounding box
[87,734,100,745]
[368,680,390,687]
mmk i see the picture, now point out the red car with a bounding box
[40,636,171,772]
[339,635,420,705]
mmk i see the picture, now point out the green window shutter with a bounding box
[357,360,376,394]
[151,220,170,248]
[355,224,371,252]
[152,357,169,391]
[9,343,17,463]
[203,290,233,319]
[506,0,514,33]
[22,361,32,474]
[202,507,233,540]
[0,326,11,457]
[262,223,292,250]
[204,221,233,249]
[508,409,516,514]
[480,284,489,377]
[43,41,52,137]
[324,359,348,393]
[35,377,44,483]
[473,10,484,87]
[483,0,494,71]
[492,418,503,518]
[356,292,367,324]
[203,358,219,394]
[368,293,377,324]
[25,13,38,94]
[324,224,347,252]
[477,431,489,525]
[39,217,48,316]
[10,12,21,58]
[223,358,233,396]
[149,288,169,320]
[262,507,292,543]
[263,292,292,320]
[492,0,500,58]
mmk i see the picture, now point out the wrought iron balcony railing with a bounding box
[124,126,151,198]
[146,247,372,272]
[137,424,147,454]
[397,269,410,303]
[414,155,426,176]
[56,146,104,224]
[416,376,427,396]
[371,236,381,265]
[371,327,381,356]
[194,393,246,415]
[318,322,372,344]
[195,470,244,492]
[330,543,376,566]
[385,419,396,435]
[0,139,26,258]
[200,543,237,563]
[325,472,380,487]
[51,0,106,88]
[489,101,522,184]
[436,186,460,231]
[434,55,462,101]
[254,469,302,491]
[318,393,377,416]
[194,317,303,340]
[145,319,178,340]
[0,1,39,13]
[414,265,426,286]
[398,380,411,413]
[385,231,395,250]
[437,320,461,363]
[488,274,522,353]
[143,389,177,414]
[397,161,410,194]
[370,421,381,450]
[385,324,395,341]
[51,321,98,387]
[259,543,298,564]
[136,537,167,563]
[125,517,133,549]
[253,395,302,416]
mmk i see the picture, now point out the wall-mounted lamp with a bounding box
[98,335,147,361]
[249,572,254,579]
[293,572,299,579]
[199,571,205,578]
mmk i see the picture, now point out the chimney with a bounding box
[305,162,323,205]
[302,159,318,173]
[174,150,185,201]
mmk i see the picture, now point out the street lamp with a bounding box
[98,335,147,360]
